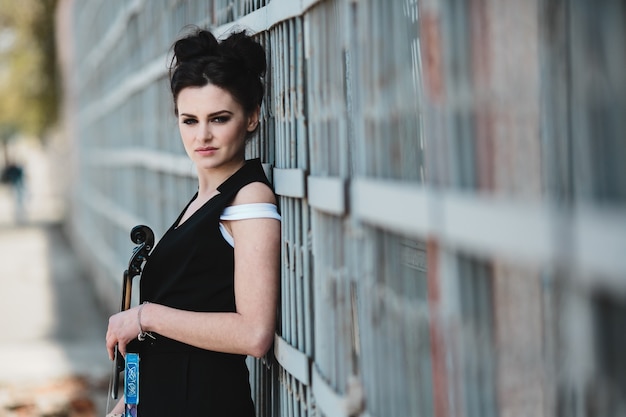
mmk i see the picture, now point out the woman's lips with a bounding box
[196,147,217,155]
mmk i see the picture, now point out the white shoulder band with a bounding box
[219,203,281,247]
[220,203,282,221]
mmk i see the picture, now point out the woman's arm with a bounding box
[106,182,281,359]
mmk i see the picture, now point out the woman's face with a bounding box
[176,84,258,173]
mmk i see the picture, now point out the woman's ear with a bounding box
[247,106,260,132]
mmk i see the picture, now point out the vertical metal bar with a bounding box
[289,198,298,347]
[295,17,307,171]
[302,204,313,358]
[295,202,305,352]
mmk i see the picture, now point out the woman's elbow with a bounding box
[247,329,274,358]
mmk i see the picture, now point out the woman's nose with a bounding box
[199,123,212,140]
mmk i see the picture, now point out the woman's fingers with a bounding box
[106,312,127,360]
[106,307,140,360]
[106,329,117,360]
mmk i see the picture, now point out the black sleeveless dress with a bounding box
[132,159,271,416]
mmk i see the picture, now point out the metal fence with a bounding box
[59,0,625,416]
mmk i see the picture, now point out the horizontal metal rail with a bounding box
[80,159,626,284]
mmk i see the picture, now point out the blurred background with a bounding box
[0,0,624,416]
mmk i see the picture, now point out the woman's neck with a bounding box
[195,159,246,197]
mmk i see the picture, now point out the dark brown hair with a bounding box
[169,28,266,121]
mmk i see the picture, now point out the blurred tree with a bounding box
[0,0,59,154]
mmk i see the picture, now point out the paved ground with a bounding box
[0,141,111,416]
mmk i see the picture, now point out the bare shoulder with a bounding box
[231,181,277,205]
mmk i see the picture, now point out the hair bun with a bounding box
[172,29,265,78]
[219,31,266,78]
[172,29,219,64]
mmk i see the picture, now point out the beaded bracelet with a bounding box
[137,301,155,341]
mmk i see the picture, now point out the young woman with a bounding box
[105,28,281,416]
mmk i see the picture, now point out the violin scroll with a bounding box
[128,225,154,277]
[131,224,154,247]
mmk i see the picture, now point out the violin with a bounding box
[110,225,155,400]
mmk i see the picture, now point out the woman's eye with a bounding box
[212,116,230,123]
[182,118,197,125]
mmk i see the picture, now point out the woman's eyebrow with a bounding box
[179,110,234,118]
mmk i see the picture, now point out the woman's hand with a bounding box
[106,307,139,360]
